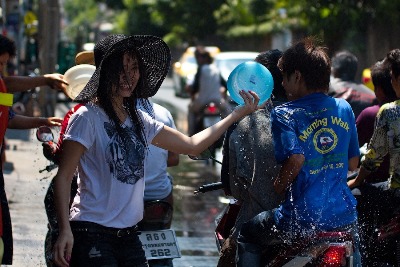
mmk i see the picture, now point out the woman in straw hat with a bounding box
[52,34,260,267]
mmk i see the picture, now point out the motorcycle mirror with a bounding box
[36,126,54,143]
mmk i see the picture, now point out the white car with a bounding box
[214,51,259,83]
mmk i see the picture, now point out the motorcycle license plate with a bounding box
[204,116,221,128]
[139,229,181,260]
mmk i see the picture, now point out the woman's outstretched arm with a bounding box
[152,90,260,155]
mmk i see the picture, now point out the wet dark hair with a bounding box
[0,35,17,57]
[255,49,287,102]
[387,49,400,79]
[97,49,147,147]
[331,50,358,81]
[278,37,331,91]
[371,59,397,102]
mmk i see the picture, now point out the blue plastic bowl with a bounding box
[227,61,274,106]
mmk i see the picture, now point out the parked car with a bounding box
[172,46,220,98]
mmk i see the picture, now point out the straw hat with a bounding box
[75,51,95,65]
[74,34,171,102]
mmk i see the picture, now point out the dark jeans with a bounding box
[70,221,148,267]
[238,209,362,267]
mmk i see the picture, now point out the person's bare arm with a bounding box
[152,90,259,155]
[274,154,305,195]
[348,155,359,172]
[3,73,68,93]
[7,115,62,129]
[53,140,85,267]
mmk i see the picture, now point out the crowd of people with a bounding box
[0,31,399,267]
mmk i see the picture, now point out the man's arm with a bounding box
[8,115,62,129]
[274,154,305,195]
[3,73,67,93]
[167,151,179,167]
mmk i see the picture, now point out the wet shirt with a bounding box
[226,107,283,239]
[361,100,400,188]
[271,93,359,232]
[64,103,164,228]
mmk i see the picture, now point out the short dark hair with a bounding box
[331,50,358,81]
[255,49,287,102]
[387,49,400,79]
[278,36,331,91]
[0,35,16,58]
[194,46,212,63]
[371,59,397,101]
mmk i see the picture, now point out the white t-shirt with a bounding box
[64,103,164,228]
[139,102,176,201]
[195,63,224,105]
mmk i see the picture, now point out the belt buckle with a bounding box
[117,229,130,237]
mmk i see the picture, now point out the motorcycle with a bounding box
[352,182,400,266]
[192,152,355,267]
[137,200,181,267]
[349,145,400,266]
[193,102,224,164]
[36,126,181,267]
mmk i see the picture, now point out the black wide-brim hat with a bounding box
[75,34,171,102]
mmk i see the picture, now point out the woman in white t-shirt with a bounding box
[52,34,260,267]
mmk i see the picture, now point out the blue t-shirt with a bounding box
[271,93,360,233]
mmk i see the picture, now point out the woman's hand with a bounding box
[231,90,260,120]
[53,229,74,267]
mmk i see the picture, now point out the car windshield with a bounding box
[216,58,254,81]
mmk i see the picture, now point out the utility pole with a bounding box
[37,0,59,116]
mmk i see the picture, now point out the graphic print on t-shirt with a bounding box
[104,122,145,184]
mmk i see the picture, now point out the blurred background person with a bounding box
[186,46,230,136]
[0,34,66,265]
[329,50,377,118]
[352,57,398,265]
[356,58,397,183]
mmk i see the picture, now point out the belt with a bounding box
[70,221,139,238]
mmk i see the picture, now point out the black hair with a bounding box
[387,49,400,79]
[0,35,16,57]
[96,49,146,148]
[278,37,331,91]
[371,59,397,102]
[331,50,358,81]
[255,49,287,102]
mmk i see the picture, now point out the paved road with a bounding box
[2,78,224,266]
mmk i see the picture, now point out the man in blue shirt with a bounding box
[236,37,362,267]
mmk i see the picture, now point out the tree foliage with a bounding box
[63,0,400,54]
[64,0,98,38]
